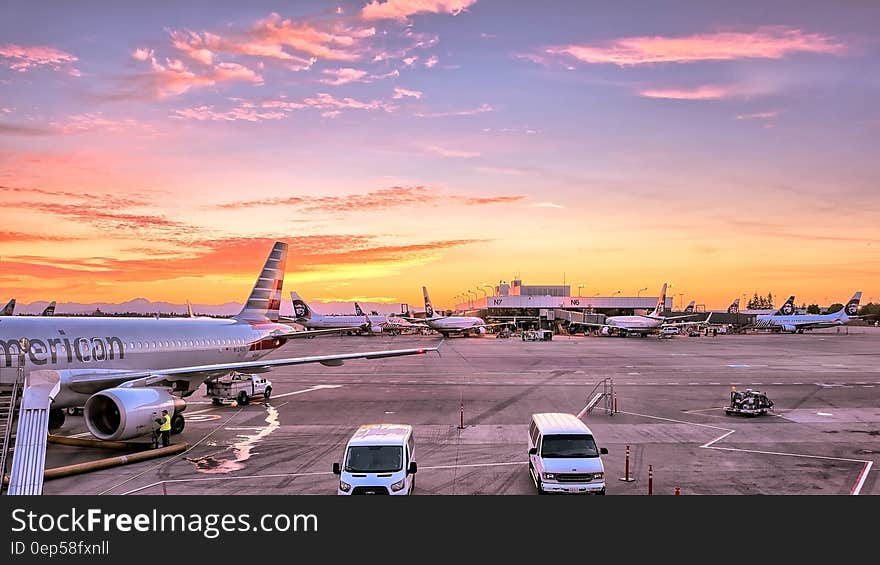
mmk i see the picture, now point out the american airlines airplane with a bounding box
[419,286,503,337]
[754,292,862,333]
[288,292,414,335]
[586,283,698,337]
[0,242,436,440]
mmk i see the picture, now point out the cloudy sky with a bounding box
[1,0,878,309]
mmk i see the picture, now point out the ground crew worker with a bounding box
[157,409,172,447]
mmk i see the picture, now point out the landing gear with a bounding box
[171,414,185,434]
[48,408,65,430]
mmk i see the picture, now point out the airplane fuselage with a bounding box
[755,311,848,331]
[604,316,664,333]
[0,316,291,406]
[426,316,486,334]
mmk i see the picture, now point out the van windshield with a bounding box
[541,434,599,458]
[345,446,403,473]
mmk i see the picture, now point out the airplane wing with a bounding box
[274,327,367,339]
[65,346,438,395]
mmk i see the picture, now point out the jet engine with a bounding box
[476,326,487,334]
[600,326,612,336]
[369,324,384,334]
[781,324,797,333]
[84,387,186,441]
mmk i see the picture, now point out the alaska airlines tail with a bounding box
[354,302,365,317]
[773,296,795,316]
[42,301,56,316]
[843,291,862,317]
[1,298,15,316]
[683,300,695,314]
[727,298,740,314]
[649,283,668,317]
[235,241,287,322]
[422,286,435,319]
[290,291,315,320]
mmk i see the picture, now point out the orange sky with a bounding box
[2,1,878,309]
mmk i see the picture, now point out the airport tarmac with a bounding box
[42,327,880,495]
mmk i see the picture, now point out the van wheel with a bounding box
[264,386,272,400]
[237,391,249,405]
[536,479,546,495]
[212,398,223,406]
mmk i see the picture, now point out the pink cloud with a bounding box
[415,102,493,117]
[0,43,79,73]
[362,0,477,20]
[302,92,396,114]
[172,105,288,122]
[169,30,215,65]
[545,27,846,66]
[136,56,262,98]
[424,55,439,68]
[639,85,735,100]
[50,113,158,135]
[736,111,780,120]
[132,48,153,61]
[392,86,422,99]
[319,67,369,85]
[424,145,479,158]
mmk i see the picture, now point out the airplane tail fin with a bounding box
[683,300,695,314]
[843,291,862,317]
[422,286,435,318]
[186,300,194,318]
[42,301,56,316]
[235,241,287,322]
[774,296,795,316]
[727,298,740,314]
[650,283,668,317]
[289,291,316,320]
[1,298,15,316]
[354,302,365,317]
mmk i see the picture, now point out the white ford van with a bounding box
[332,424,417,495]
[528,413,608,495]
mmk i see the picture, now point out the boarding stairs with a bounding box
[7,369,59,495]
[579,378,615,417]
[0,359,24,494]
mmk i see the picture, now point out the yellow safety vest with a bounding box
[159,414,171,432]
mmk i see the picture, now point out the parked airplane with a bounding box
[681,300,695,314]
[754,292,862,333]
[0,242,436,439]
[41,301,56,317]
[288,292,414,335]
[418,286,505,337]
[1,298,15,316]
[587,283,699,337]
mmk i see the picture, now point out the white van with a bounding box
[528,413,608,495]
[332,424,417,495]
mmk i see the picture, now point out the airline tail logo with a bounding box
[290,292,312,319]
[777,296,795,316]
[422,286,434,318]
[683,300,695,314]
[354,303,365,317]
[1,299,15,316]
[236,242,288,322]
[844,291,862,316]
[727,298,740,314]
[654,283,668,315]
[42,301,56,317]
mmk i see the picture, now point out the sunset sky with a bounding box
[1,0,878,310]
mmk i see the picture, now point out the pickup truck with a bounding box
[206,373,272,405]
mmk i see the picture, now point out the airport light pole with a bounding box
[482,283,495,297]
[637,287,647,297]
[678,293,684,310]
[578,284,585,297]
[467,290,477,308]
[476,287,487,299]
[613,290,621,297]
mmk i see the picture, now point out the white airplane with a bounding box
[1,298,15,316]
[587,283,699,337]
[287,292,414,335]
[41,301,56,316]
[754,292,862,333]
[354,302,419,334]
[0,242,436,439]
[418,286,505,337]
[727,295,795,316]
[681,300,695,314]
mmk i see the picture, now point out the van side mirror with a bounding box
[600,447,608,455]
[408,462,418,474]
[332,463,341,475]
[528,447,537,456]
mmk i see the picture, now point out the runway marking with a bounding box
[121,471,332,495]
[271,384,343,399]
[816,412,833,416]
[615,409,873,495]
[422,461,527,471]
